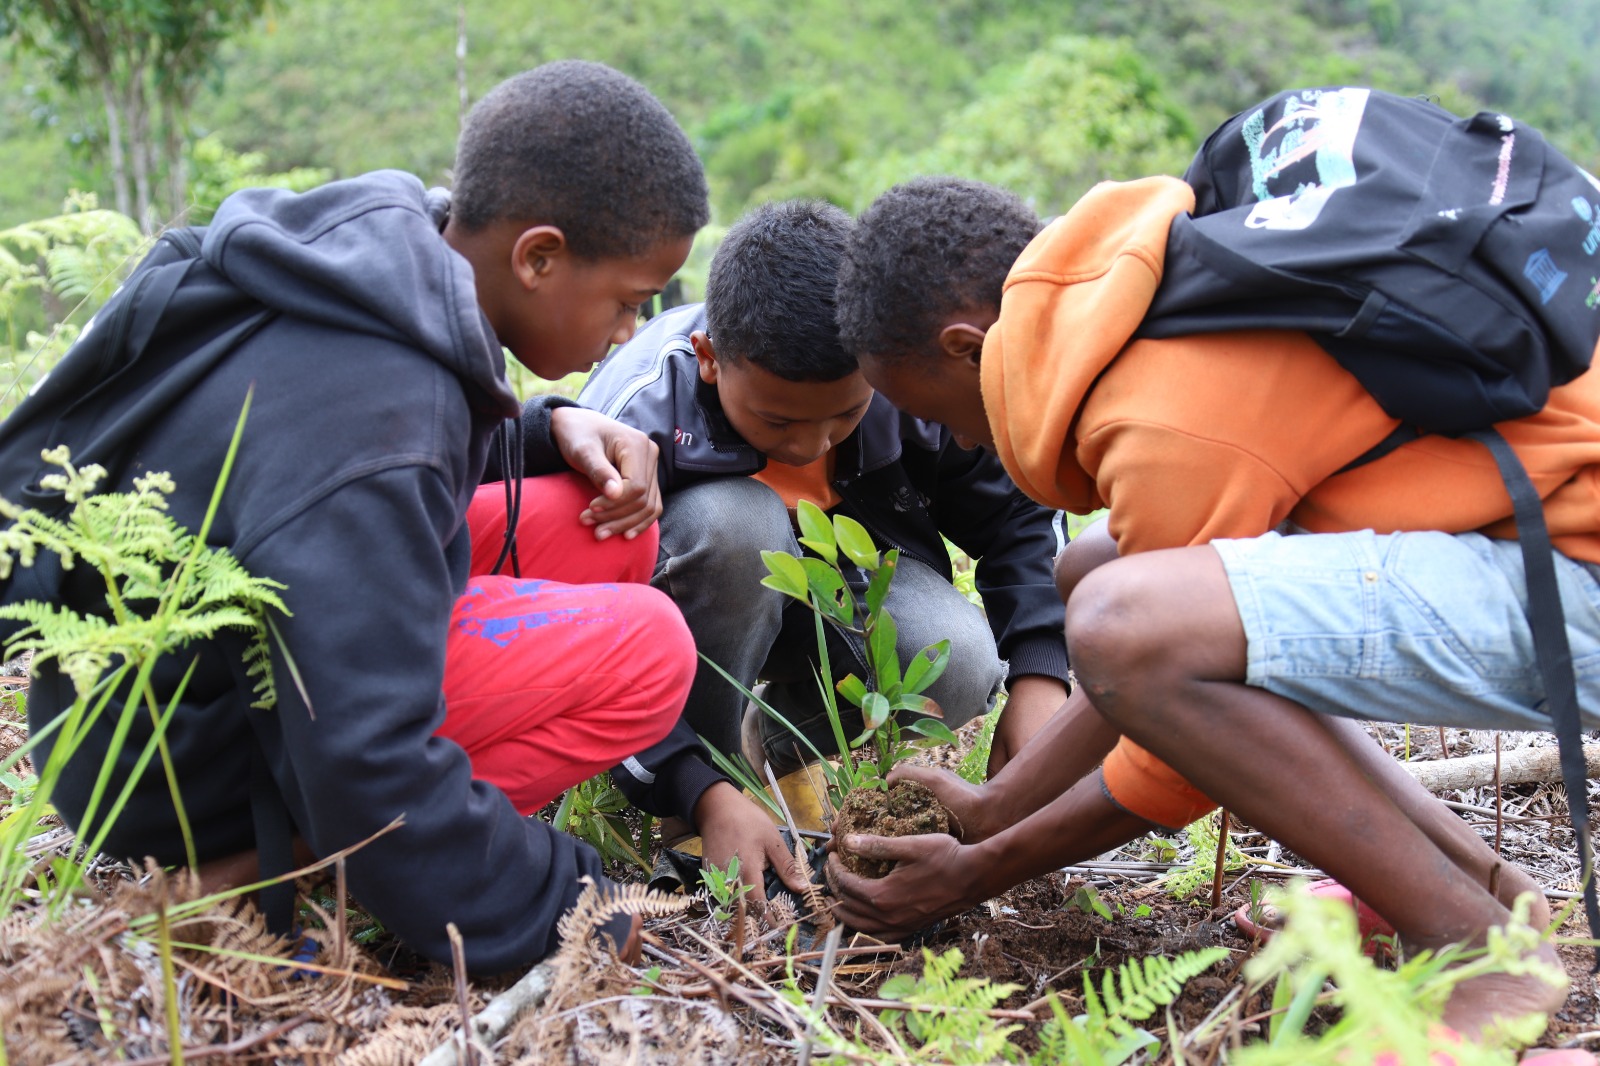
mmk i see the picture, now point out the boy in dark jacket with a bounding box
[7,61,709,973]
[824,171,1600,1052]
[579,201,1071,883]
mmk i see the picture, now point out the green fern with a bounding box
[0,194,146,417]
[877,947,1024,1063]
[954,698,1001,784]
[0,453,286,707]
[1227,888,1555,1065]
[1033,948,1227,1065]
[0,418,291,910]
[0,194,144,311]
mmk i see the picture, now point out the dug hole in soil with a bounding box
[832,779,952,878]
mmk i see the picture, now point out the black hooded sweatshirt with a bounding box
[20,171,627,972]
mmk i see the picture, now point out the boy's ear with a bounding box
[690,330,720,384]
[510,225,569,291]
[937,321,989,369]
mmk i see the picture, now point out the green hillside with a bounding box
[3,0,1597,233]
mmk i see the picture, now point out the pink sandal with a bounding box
[1373,1025,1597,1065]
[1233,877,1398,957]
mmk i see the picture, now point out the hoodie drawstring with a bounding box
[489,415,524,577]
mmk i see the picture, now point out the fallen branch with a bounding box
[1400,742,1600,793]
[418,962,556,1066]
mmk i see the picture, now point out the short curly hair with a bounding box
[451,60,709,260]
[836,177,1041,364]
[705,200,855,382]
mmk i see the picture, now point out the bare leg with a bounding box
[1066,546,1566,1037]
[972,685,1124,837]
[966,514,1124,823]
[1317,714,1549,926]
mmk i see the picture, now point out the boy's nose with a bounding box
[790,428,833,462]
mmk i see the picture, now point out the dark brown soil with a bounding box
[832,779,952,878]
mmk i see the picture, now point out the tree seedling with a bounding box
[756,500,960,808]
[700,856,755,923]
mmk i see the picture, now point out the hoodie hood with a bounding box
[203,170,518,418]
[981,177,1195,512]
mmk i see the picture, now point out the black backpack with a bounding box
[0,227,276,640]
[1142,85,1600,432]
[1142,87,1600,955]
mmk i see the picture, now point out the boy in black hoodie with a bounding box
[6,61,716,972]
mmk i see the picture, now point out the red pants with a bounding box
[437,473,693,814]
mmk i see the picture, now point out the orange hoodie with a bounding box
[983,176,1600,826]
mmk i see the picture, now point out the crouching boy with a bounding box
[826,168,1600,1052]
[579,199,1071,870]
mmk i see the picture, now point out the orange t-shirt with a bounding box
[749,450,841,513]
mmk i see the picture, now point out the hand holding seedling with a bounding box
[693,781,813,908]
[825,829,975,939]
[550,406,663,539]
[881,763,997,844]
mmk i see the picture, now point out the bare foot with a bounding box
[1440,940,1568,1040]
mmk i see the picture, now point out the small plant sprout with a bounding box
[757,500,960,805]
[700,855,755,923]
[552,774,654,874]
[1067,883,1115,922]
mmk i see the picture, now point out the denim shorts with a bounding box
[1212,528,1600,732]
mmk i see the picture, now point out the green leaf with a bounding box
[906,718,959,746]
[867,608,900,692]
[800,557,852,625]
[860,690,891,733]
[903,639,951,695]
[796,501,837,564]
[1069,883,1113,921]
[878,974,917,1000]
[759,550,808,601]
[835,673,868,708]
[796,500,833,545]
[894,693,944,719]
[832,513,879,570]
[797,536,838,565]
[863,548,898,617]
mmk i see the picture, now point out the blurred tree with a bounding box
[847,36,1195,215]
[0,0,272,230]
[185,135,331,224]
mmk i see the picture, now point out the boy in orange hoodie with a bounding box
[825,174,1600,1049]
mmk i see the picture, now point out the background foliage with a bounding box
[2,0,1597,388]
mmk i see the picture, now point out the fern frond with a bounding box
[1101,948,1230,1027]
[243,631,276,709]
[554,877,693,950]
[879,947,1024,1062]
[0,449,286,706]
[1036,948,1227,1063]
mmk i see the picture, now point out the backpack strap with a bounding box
[248,736,297,935]
[1469,428,1599,970]
[1333,424,1421,476]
